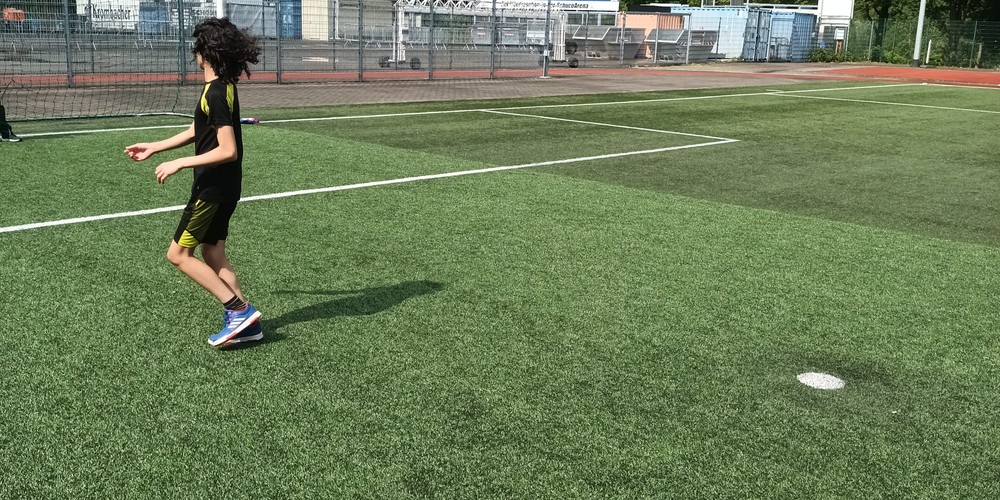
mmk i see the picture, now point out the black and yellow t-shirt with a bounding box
[192,79,243,202]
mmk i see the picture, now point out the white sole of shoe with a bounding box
[224,332,264,345]
[209,310,262,346]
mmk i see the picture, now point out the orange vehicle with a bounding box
[2,7,26,22]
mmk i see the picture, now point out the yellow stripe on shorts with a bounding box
[179,200,219,248]
[177,230,199,248]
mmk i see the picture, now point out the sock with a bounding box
[223,296,247,311]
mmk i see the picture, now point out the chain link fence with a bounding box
[2,1,998,121]
[827,18,1000,68]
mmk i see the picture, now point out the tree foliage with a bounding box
[855,0,1000,21]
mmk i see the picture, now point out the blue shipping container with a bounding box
[770,12,815,62]
[669,7,748,60]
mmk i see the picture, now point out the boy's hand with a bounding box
[124,143,156,161]
[155,160,183,184]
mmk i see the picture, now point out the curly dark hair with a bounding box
[191,17,261,84]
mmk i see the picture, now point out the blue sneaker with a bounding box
[208,304,261,346]
[223,319,263,345]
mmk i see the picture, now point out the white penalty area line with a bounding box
[765,90,1000,114]
[481,110,735,141]
[924,82,1000,90]
[0,138,737,234]
[489,83,922,112]
[759,83,922,94]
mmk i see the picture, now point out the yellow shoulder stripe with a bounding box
[226,83,235,114]
[199,83,211,115]
[199,83,235,115]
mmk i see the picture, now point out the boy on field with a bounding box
[125,17,262,346]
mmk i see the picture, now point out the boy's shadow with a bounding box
[223,280,444,350]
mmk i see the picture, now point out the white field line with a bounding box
[481,110,735,141]
[0,205,188,233]
[490,83,922,112]
[924,82,1000,90]
[23,123,190,138]
[264,109,479,124]
[767,92,1000,114]
[19,83,919,139]
[240,138,737,204]
[1,141,736,234]
[761,83,922,93]
[1,116,738,234]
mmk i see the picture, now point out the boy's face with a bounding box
[196,52,205,70]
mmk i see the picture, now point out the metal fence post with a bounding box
[685,16,691,65]
[653,13,659,65]
[618,12,626,67]
[716,17,721,60]
[332,1,339,70]
[542,0,551,77]
[276,0,283,83]
[63,0,73,87]
[867,21,874,61]
[87,0,95,74]
[879,21,887,62]
[449,6,455,70]
[357,0,364,82]
[178,0,187,84]
[429,0,435,79]
[490,0,496,79]
[969,20,978,68]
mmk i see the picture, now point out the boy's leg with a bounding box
[167,241,238,303]
[171,198,241,303]
[202,241,264,346]
[173,198,260,345]
[201,240,244,302]
[169,241,260,345]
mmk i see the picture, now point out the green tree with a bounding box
[854,0,998,21]
[853,0,998,66]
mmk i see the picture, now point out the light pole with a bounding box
[911,0,927,67]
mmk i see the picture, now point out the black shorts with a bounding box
[173,198,238,248]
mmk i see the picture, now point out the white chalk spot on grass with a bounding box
[797,372,845,390]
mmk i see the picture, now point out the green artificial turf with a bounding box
[1,83,998,498]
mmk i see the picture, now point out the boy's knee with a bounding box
[166,245,192,267]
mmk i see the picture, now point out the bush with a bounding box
[809,48,833,62]
[809,48,848,63]
[881,50,910,65]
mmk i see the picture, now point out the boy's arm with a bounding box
[124,123,195,161]
[154,125,239,184]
